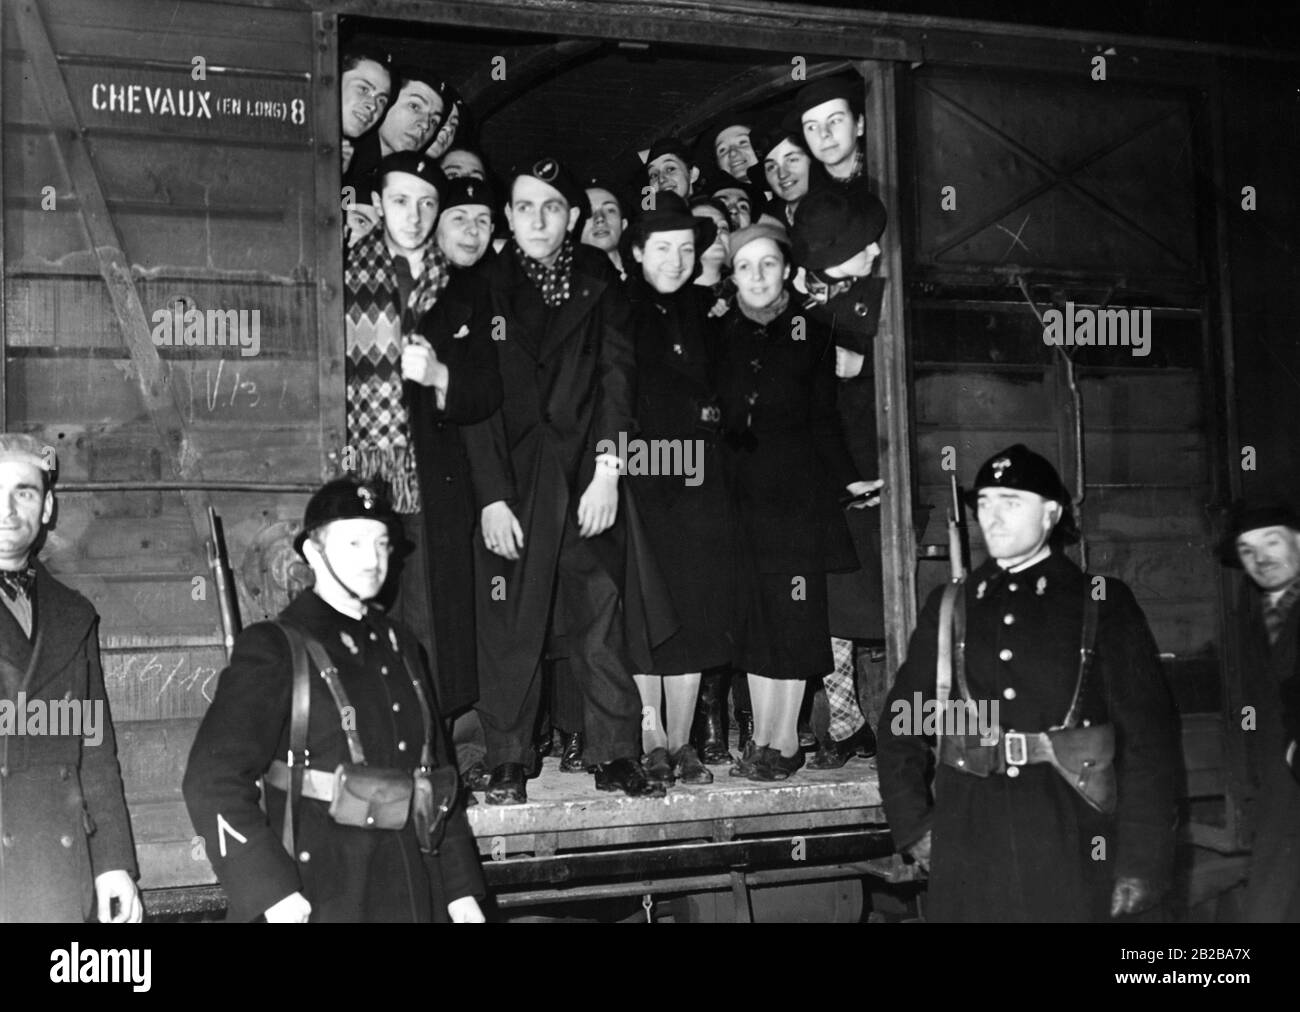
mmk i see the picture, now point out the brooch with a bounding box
[1036,576,1047,596]
[388,627,400,653]
[976,580,987,600]
[339,631,359,656]
[672,343,684,356]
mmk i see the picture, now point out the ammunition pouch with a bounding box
[328,763,413,831]
[412,765,460,854]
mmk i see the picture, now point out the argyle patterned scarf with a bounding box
[344,227,450,513]
[514,238,574,307]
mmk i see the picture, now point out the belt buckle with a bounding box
[1004,731,1027,767]
[699,405,721,425]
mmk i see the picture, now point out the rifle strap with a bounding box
[1059,591,1101,729]
[276,622,311,857]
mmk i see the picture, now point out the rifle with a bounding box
[947,474,968,583]
[206,506,242,662]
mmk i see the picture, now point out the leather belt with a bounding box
[266,759,336,802]
[938,729,1057,776]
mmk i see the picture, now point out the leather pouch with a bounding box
[412,765,460,854]
[1047,723,1117,815]
[329,763,413,830]
[938,734,1000,777]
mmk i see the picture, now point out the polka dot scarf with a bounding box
[515,237,574,307]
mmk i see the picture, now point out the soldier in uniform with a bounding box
[877,444,1180,921]
[183,478,485,923]
[1220,501,1300,921]
[0,433,140,923]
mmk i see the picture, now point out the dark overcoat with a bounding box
[876,552,1180,922]
[715,299,859,576]
[462,243,677,700]
[624,275,748,674]
[182,591,484,923]
[408,266,503,714]
[0,562,137,923]
[803,276,887,640]
[1238,582,1300,922]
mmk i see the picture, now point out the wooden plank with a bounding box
[104,646,225,721]
[14,0,213,552]
[1,0,7,427]
[116,717,201,802]
[863,59,916,678]
[312,10,342,482]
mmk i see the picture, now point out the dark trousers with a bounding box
[476,519,641,768]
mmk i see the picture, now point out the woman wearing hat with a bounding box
[747,117,819,228]
[622,192,753,787]
[716,223,875,780]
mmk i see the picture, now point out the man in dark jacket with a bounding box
[464,157,672,804]
[877,444,1180,921]
[0,433,139,923]
[183,478,485,922]
[1221,500,1300,921]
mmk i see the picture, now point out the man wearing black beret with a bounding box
[1220,501,1300,920]
[878,444,1181,921]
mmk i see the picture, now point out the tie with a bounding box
[1265,601,1286,646]
[0,566,35,602]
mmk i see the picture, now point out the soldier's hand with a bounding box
[906,831,932,873]
[95,870,142,923]
[1110,876,1155,918]
[264,891,312,923]
[481,500,524,560]
[448,896,486,923]
[577,471,619,538]
[845,478,884,509]
[835,346,866,379]
[401,336,449,391]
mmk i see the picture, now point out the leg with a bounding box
[825,637,867,741]
[634,674,668,753]
[768,679,806,758]
[664,673,701,753]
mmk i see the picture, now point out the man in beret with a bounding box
[1220,501,1300,920]
[0,434,140,923]
[463,157,673,803]
[786,74,868,201]
[346,152,502,718]
[184,479,485,922]
[435,175,496,271]
[645,137,699,201]
[877,444,1180,921]
[580,178,629,280]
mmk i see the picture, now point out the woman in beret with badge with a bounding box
[716,222,875,780]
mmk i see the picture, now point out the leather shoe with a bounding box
[729,738,761,777]
[735,708,754,753]
[807,720,878,769]
[485,762,527,805]
[692,670,735,765]
[642,746,675,788]
[559,730,589,773]
[462,759,492,792]
[672,744,713,785]
[594,757,667,797]
[749,745,805,782]
[798,716,817,750]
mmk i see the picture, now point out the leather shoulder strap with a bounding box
[936,580,960,714]
[1060,589,1101,729]
[274,621,310,857]
[300,637,367,766]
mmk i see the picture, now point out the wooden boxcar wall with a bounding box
[2,0,339,890]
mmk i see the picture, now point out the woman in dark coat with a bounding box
[716,223,873,781]
[623,194,746,787]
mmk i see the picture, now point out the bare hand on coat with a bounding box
[481,501,525,560]
[836,346,866,379]
[844,478,884,509]
[1110,876,1155,918]
[402,335,449,390]
[448,896,486,922]
[264,891,312,923]
[577,471,618,537]
[95,870,142,923]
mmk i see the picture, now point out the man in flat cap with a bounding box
[463,156,673,803]
[877,444,1180,921]
[1220,501,1300,921]
[0,434,140,922]
[183,478,485,922]
[346,151,503,720]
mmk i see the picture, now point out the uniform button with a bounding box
[397,741,408,752]
[854,302,868,317]
[444,475,454,483]
[1003,614,1015,625]
[1008,583,1019,592]
[1003,687,1017,700]
[1006,766,1021,778]
[380,665,390,676]
[956,758,965,767]
[392,702,401,712]
[299,851,311,862]
[370,632,378,642]
[60,835,74,848]
[999,648,1013,662]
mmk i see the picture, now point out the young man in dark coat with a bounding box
[877,444,1180,922]
[0,433,140,923]
[183,478,485,922]
[1220,501,1300,921]
[464,157,673,804]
